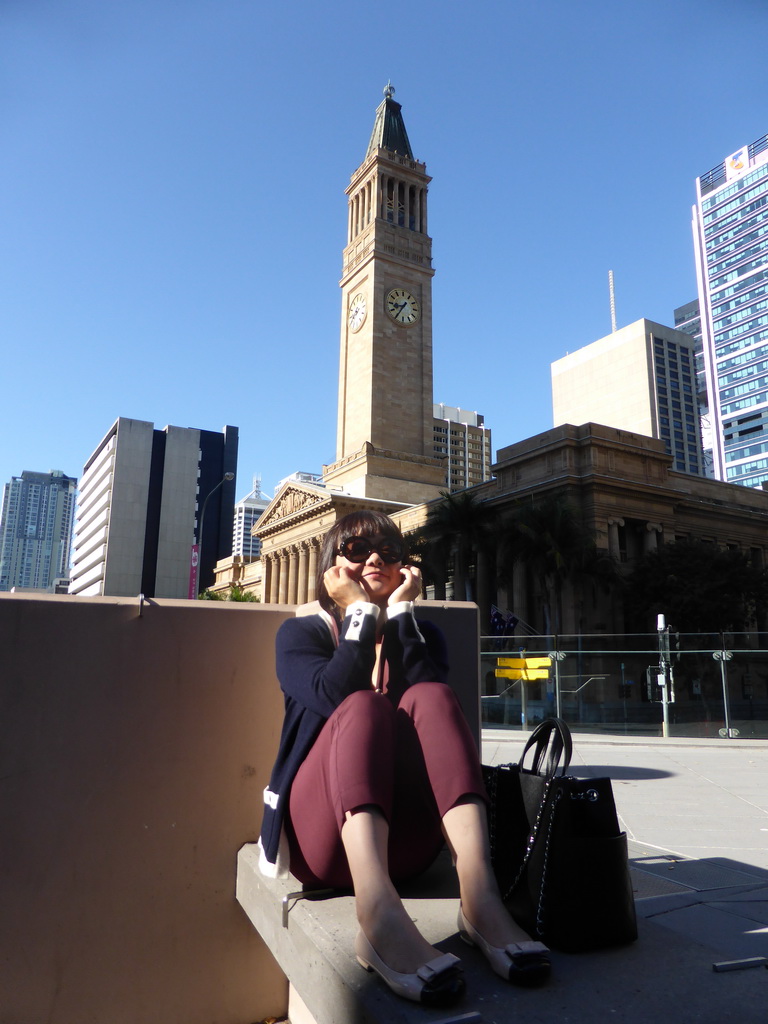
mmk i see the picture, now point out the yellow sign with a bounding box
[498,657,552,669]
[495,656,551,681]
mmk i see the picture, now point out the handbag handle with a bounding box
[520,717,572,779]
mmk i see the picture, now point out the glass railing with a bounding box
[480,632,768,739]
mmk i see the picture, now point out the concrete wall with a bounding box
[0,593,480,1024]
[1,593,292,1024]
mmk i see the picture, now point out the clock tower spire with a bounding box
[323,85,444,504]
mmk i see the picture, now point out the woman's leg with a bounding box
[341,806,444,974]
[442,798,537,947]
[395,682,537,947]
[287,690,445,973]
[287,689,395,888]
[393,682,485,823]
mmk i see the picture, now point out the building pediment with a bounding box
[255,482,331,536]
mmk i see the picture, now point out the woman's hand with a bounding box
[323,565,369,611]
[388,564,422,606]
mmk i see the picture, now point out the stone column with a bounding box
[287,546,299,605]
[307,541,319,603]
[645,522,662,553]
[278,552,289,605]
[607,518,625,560]
[512,561,528,634]
[262,554,272,605]
[475,547,491,635]
[297,542,309,606]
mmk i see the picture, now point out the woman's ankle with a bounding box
[356,898,439,972]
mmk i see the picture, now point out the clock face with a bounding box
[386,288,420,326]
[348,292,367,332]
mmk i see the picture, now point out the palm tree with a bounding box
[423,490,496,619]
[499,494,610,635]
[404,529,451,600]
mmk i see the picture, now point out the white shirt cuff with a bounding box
[344,601,379,640]
[386,601,415,619]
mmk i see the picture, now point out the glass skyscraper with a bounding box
[0,470,77,591]
[232,483,269,560]
[693,132,768,486]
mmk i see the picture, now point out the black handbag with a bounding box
[483,717,637,952]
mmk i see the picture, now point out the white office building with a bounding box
[551,319,704,476]
[69,418,237,598]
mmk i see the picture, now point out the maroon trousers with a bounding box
[286,682,486,888]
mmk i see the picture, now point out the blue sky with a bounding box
[3,0,768,500]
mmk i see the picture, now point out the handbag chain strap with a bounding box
[502,781,563,941]
[502,776,552,903]
[485,764,502,858]
[533,786,562,936]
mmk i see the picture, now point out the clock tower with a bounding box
[323,84,445,503]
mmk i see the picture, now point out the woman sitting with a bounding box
[258,510,550,1006]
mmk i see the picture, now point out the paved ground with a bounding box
[477,729,768,1023]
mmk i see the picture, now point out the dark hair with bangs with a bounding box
[316,510,408,615]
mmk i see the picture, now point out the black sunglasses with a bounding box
[337,536,405,564]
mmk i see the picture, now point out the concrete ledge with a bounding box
[237,842,768,1024]
[236,843,473,1024]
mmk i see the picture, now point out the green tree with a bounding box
[423,490,496,618]
[625,540,768,634]
[499,494,610,634]
[199,584,259,602]
[404,529,451,601]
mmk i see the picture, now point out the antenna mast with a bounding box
[608,270,617,332]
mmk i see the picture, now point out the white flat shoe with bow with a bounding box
[457,906,551,987]
[355,929,465,1006]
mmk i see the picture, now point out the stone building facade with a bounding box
[483,422,768,635]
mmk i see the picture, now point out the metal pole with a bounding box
[548,640,566,719]
[714,638,734,738]
[657,613,670,738]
